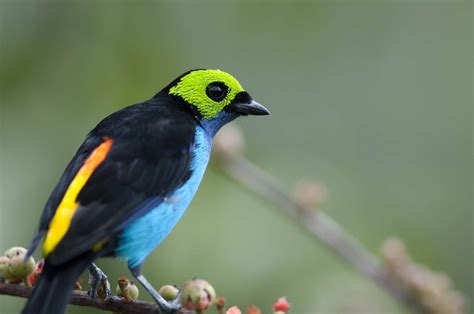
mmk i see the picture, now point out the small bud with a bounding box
[4,247,35,282]
[247,304,261,314]
[159,285,179,301]
[226,306,241,314]
[0,256,13,281]
[216,296,226,313]
[380,237,411,271]
[216,296,226,314]
[180,278,216,312]
[273,297,291,312]
[75,277,83,290]
[116,276,139,302]
[127,282,139,300]
[27,259,44,286]
[212,124,245,161]
[293,179,327,208]
[117,276,130,291]
[216,296,226,308]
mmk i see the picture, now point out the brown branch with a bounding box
[215,156,421,313]
[0,283,193,314]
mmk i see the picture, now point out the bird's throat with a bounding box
[199,110,238,137]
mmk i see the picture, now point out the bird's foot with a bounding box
[155,290,182,313]
[88,263,111,300]
[157,299,182,313]
[132,271,183,313]
[167,288,182,312]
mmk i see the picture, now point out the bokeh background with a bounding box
[0,1,471,313]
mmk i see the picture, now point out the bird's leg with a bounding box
[88,263,111,299]
[130,265,182,313]
[169,287,182,309]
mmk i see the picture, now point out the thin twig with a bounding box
[0,283,192,314]
[216,157,420,313]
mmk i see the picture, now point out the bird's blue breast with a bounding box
[116,126,212,267]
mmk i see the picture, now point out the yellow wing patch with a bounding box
[43,138,113,256]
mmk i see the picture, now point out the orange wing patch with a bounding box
[43,138,113,256]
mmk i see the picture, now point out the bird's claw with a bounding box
[158,300,182,313]
[157,288,182,313]
[169,288,182,309]
[88,265,111,300]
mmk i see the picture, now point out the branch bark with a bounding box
[0,283,192,314]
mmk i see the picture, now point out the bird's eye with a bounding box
[206,82,228,102]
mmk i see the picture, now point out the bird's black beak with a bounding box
[228,100,270,116]
[226,92,270,116]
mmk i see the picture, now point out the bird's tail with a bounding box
[22,254,95,314]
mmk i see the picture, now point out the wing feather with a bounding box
[31,101,197,265]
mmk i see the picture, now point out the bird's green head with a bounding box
[166,69,270,120]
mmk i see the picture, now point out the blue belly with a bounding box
[116,127,211,267]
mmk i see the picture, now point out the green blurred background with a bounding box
[0,1,471,313]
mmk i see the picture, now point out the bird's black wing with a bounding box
[31,102,198,265]
[27,135,104,257]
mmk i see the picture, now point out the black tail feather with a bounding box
[25,229,44,261]
[22,254,95,314]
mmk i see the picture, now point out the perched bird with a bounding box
[23,69,269,314]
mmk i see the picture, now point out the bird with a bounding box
[22,69,270,314]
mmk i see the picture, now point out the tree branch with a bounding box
[216,157,423,312]
[0,283,192,314]
[210,123,428,313]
